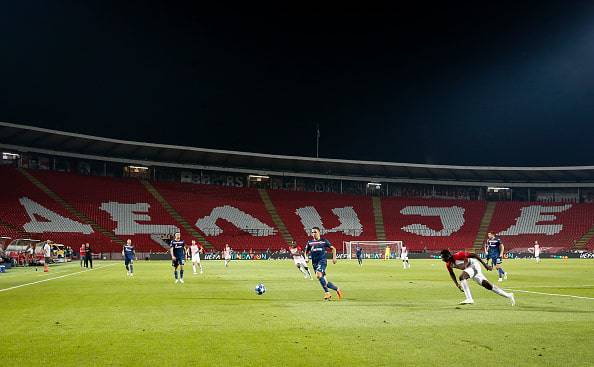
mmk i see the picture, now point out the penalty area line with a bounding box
[505,288,594,301]
[0,263,118,293]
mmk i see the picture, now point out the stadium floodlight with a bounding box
[2,152,20,159]
[248,174,270,182]
[488,186,510,193]
[127,165,149,170]
[367,182,382,189]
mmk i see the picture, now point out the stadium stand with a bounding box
[154,182,285,250]
[267,190,377,248]
[28,169,190,252]
[3,165,594,253]
[0,166,113,250]
[381,197,486,251]
[486,202,594,250]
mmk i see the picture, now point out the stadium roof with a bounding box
[2,121,594,187]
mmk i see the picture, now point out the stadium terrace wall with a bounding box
[4,121,594,189]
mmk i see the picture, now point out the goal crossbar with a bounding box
[343,240,403,259]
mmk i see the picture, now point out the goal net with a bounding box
[342,241,403,259]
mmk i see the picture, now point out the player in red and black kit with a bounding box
[440,249,515,306]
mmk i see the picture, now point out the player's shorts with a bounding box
[534,252,540,258]
[172,257,185,267]
[313,259,327,275]
[292,256,307,266]
[124,257,134,266]
[224,256,231,261]
[44,256,50,264]
[356,253,362,259]
[191,253,201,263]
[463,259,487,285]
[487,256,502,265]
[401,256,409,261]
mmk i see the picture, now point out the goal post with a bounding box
[343,240,403,259]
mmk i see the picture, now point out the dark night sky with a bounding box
[1,2,594,166]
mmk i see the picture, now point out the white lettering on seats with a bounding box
[498,204,572,236]
[400,206,465,236]
[295,206,363,236]
[195,205,275,236]
[20,197,94,234]
[100,202,179,235]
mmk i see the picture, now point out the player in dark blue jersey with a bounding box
[304,227,342,301]
[355,245,363,267]
[485,232,507,282]
[170,232,186,284]
[122,239,135,277]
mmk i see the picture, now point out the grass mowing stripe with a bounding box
[506,288,594,301]
[0,263,118,292]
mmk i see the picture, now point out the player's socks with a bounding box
[460,279,473,301]
[492,286,512,299]
[129,264,133,274]
[174,270,178,279]
[327,281,338,291]
[200,264,203,273]
[193,264,197,273]
[301,267,310,278]
[304,267,312,278]
[319,277,329,292]
[180,269,184,279]
[336,288,343,300]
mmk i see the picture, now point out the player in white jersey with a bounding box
[223,244,231,268]
[441,249,515,306]
[187,240,204,274]
[42,240,52,273]
[289,241,313,279]
[533,241,541,263]
[401,245,410,269]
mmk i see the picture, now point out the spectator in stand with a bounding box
[84,243,93,269]
[79,244,86,268]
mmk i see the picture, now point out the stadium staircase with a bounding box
[372,197,386,241]
[472,201,496,251]
[140,180,212,248]
[258,189,294,246]
[572,224,594,250]
[18,168,124,246]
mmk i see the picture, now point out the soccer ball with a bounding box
[255,283,266,295]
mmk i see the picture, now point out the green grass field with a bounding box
[1,259,594,366]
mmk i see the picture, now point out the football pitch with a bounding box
[1,259,593,366]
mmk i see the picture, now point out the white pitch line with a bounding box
[506,288,594,301]
[0,263,118,293]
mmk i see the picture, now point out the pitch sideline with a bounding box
[0,262,118,293]
[505,288,594,301]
